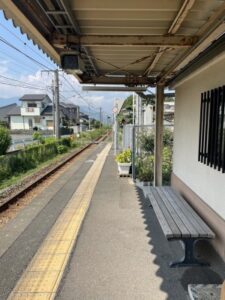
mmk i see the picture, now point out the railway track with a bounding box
[0,133,109,213]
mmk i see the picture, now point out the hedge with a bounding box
[0,128,108,183]
[0,142,58,182]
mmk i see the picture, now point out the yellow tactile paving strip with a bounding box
[8,143,112,300]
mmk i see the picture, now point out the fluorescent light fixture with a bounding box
[82,86,147,92]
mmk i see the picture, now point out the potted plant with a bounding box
[115,149,132,176]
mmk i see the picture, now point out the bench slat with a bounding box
[156,188,192,238]
[150,189,181,238]
[166,187,215,238]
[148,190,174,238]
[158,187,201,238]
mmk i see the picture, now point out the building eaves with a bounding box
[20,94,49,101]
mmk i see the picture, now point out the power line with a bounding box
[0,51,39,73]
[0,22,55,68]
[0,74,49,90]
[0,36,50,70]
[60,73,99,111]
[0,80,49,91]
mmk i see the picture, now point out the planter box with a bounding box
[117,162,131,175]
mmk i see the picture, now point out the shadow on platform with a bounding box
[135,186,225,299]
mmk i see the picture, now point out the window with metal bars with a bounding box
[198,86,225,172]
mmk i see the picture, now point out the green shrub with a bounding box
[32,132,45,144]
[57,145,68,154]
[138,131,154,154]
[162,147,173,185]
[0,126,11,155]
[163,129,173,148]
[115,149,132,163]
[59,137,72,148]
[135,155,154,182]
[135,147,172,184]
[0,142,58,182]
[71,141,79,148]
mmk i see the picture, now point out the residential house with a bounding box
[8,94,79,131]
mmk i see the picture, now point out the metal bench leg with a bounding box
[170,239,210,268]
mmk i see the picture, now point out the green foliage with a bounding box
[162,147,173,185]
[0,128,107,185]
[0,126,11,155]
[32,132,45,144]
[59,137,72,147]
[138,131,154,153]
[163,128,173,148]
[136,129,173,184]
[0,142,58,182]
[135,155,154,182]
[57,145,68,154]
[71,140,79,148]
[0,121,8,128]
[115,149,132,163]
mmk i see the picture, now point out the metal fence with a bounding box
[121,124,174,185]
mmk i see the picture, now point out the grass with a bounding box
[0,141,90,191]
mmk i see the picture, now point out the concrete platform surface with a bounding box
[0,142,107,300]
[56,151,225,300]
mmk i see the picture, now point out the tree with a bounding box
[0,126,11,155]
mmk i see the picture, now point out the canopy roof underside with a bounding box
[1,0,225,86]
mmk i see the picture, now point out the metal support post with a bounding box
[154,84,164,186]
[170,239,210,268]
[132,125,136,181]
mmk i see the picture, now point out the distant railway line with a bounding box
[0,133,109,213]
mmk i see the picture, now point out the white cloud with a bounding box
[0,68,132,115]
[0,70,52,99]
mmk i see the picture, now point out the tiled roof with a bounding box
[20,94,51,101]
[7,106,21,116]
[0,103,18,119]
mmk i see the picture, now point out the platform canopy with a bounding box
[1,0,225,86]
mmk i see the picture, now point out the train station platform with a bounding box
[0,141,225,300]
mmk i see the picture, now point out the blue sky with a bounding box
[0,10,134,121]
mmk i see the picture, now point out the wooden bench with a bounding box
[148,186,215,267]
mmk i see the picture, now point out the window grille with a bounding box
[198,86,225,172]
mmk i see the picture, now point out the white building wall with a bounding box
[173,52,225,220]
[10,116,54,130]
[143,105,153,125]
[10,116,30,130]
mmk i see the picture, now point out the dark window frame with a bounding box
[198,86,225,172]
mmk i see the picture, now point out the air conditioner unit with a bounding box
[60,53,85,75]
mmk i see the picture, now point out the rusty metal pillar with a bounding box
[154,84,164,186]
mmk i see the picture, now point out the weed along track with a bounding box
[0,134,109,227]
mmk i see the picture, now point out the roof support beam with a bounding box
[81,75,155,86]
[158,3,225,83]
[52,33,198,48]
[144,0,195,76]
[168,0,196,34]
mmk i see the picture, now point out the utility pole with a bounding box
[42,69,60,139]
[53,70,60,139]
